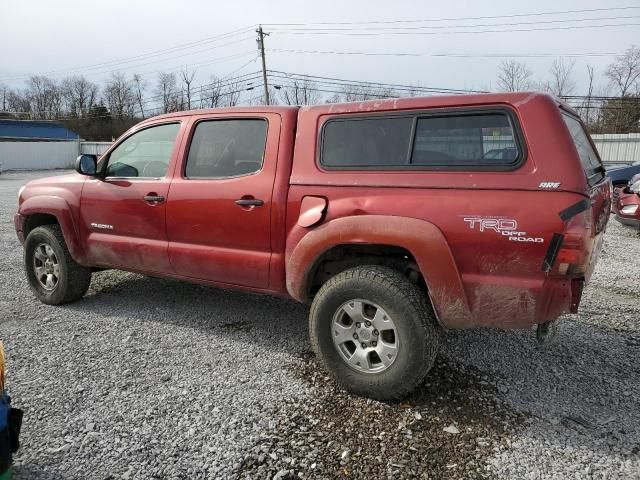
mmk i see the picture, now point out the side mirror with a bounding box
[76,154,98,176]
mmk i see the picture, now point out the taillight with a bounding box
[621,204,639,215]
[548,209,593,276]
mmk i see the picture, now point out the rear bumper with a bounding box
[456,275,581,330]
[13,214,24,244]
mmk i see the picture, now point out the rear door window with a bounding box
[185,119,267,178]
[562,113,604,186]
[321,110,522,169]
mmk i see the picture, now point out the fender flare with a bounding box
[286,215,472,328]
[19,196,85,263]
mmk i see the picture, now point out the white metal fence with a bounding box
[80,141,112,156]
[591,133,639,166]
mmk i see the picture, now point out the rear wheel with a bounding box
[309,266,441,401]
[24,225,91,305]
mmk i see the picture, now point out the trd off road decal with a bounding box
[463,216,544,243]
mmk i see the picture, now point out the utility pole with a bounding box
[256,25,270,105]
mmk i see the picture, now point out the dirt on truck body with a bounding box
[15,92,611,400]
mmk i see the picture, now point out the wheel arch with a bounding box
[286,215,472,328]
[303,243,424,298]
[19,196,85,264]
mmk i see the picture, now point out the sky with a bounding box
[1,0,639,98]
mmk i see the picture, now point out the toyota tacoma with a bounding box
[15,92,611,400]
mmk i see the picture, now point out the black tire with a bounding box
[24,224,91,305]
[309,265,442,401]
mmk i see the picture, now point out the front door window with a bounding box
[104,123,181,178]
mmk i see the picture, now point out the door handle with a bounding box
[235,198,264,207]
[143,194,165,203]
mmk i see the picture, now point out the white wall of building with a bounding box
[0,141,79,170]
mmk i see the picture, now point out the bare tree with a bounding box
[547,58,576,97]
[497,60,533,92]
[220,78,243,107]
[61,75,98,117]
[6,89,30,116]
[200,76,224,108]
[279,79,320,105]
[155,72,179,113]
[25,76,62,119]
[579,64,597,127]
[606,45,640,96]
[180,68,196,110]
[247,85,279,106]
[103,72,135,119]
[132,74,148,118]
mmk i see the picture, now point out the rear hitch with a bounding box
[536,320,559,347]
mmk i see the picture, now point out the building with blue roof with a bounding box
[0,120,82,171]
[0,119,79,141]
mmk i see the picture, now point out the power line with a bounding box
[223,56,261,78]
[8,38,256,84]
[269,76,463,97]
[267,70,485,94]
[270,72,640,102]
[268,15,640,32]
[78,49,257,81]
[129,72,264,112]
[134,72,263,109]
[268,48,623,59]
[270,82,640,109]
[0,26,256,81]
[263,6,640,26]
[269,22,640,36]
[111,71,262,107]
[561,95,640,101]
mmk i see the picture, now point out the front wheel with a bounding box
[24,225,91,305]
[309,266,442,401]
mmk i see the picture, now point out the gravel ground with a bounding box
[1,170,639,479]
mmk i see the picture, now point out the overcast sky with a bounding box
[1,0,639,96]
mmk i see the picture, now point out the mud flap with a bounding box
[536,320,560,347]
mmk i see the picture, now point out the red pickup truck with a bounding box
[15,92,610,400]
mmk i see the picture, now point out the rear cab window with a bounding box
[321,109,523,170]
[561,113,605,187]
